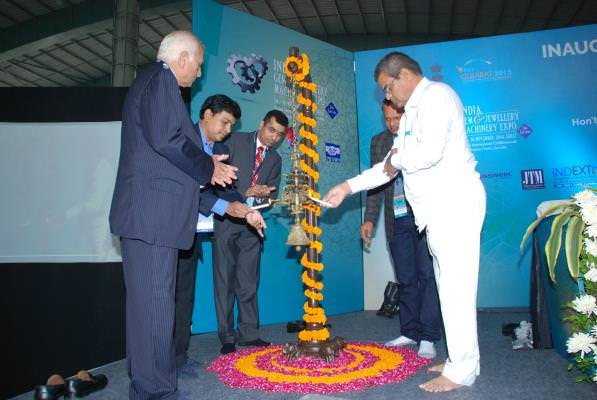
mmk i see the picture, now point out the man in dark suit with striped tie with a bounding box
[212,110,288,355]
[109,31,239,400]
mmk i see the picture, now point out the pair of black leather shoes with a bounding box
[34,371,108,399]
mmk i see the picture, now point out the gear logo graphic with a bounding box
[226,54,268,93]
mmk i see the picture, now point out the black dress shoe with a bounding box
[220,343,236,354]
[66,371,108,397]
[238,338,270,347]
[34,383,66,400]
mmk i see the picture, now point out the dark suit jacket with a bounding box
[109,61,214,250]
[214,131,282,232]
[363,129,398,243]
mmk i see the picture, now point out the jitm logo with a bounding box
[521,169,545,190]
[541,39,597,58]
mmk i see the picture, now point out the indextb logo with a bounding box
[521,169,545,190]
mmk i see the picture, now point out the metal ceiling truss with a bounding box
[0,0,595,87]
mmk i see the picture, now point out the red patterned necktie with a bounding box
[251,146,264,185]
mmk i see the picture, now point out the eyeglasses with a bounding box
[383,75,400,94]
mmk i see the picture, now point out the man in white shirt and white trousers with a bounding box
[323,51,486,393]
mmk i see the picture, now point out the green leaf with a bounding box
[545,210,574,282]
[565,215,585,281]
[519,200,573,252]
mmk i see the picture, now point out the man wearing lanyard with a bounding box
[212,110,288,355]
[360,99,441,359]
[174,94,266,378]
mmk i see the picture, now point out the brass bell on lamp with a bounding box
[286,221,310,250]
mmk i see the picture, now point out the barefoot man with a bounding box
[322,51,486,393]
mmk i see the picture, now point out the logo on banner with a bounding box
[456,59,512,82]
[521,169,545,190]
[541,39,597,58]
[429,64,443,81]
[464,104,520,152]
[518,124,533,138]
[325,142,341,162]
[552,164,597,189]
[226,54,268,93]
[326,102,338,119]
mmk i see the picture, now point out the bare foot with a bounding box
[419,375,463,393]
[427,362,445,373]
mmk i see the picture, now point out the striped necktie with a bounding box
[251,146,264,184]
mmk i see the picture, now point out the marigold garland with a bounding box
[301,253,324,271]
[299,127,318,145]
[302,271,324,290]
[299,327,330,341]
[285,51,331,346]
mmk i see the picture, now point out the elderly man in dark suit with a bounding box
[174,94,266,378]
[213,110,288,355]
[109,31,242,400]
[360,99,441,359]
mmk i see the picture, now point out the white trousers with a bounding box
[425,180,486,386]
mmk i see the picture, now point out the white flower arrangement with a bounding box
[522,187,597,383]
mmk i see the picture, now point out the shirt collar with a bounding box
[198,124,214,154]
[405,76,431,109]
[255,135,267,151]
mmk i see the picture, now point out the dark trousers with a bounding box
[120,238,178,400]
[388,215,441,343]
[213,227,262,344]
[174,234,203,367]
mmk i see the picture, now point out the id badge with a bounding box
[196,213,214,233]
[393,194,408,218]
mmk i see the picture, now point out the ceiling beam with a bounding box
[237,0,251,13]
[379,0,388,35]
[307,0,328,36]
[160,13,180,31]
[519,0,534,31]
[4,0,36,19]
[354,0,368,34]
[0,9,20,24]
[0,65,40,86]
[494,0,507,34]
[542,0,560,29]
[566,0,588,25]
[449,0,456,34]
[23,55,85,84]
[286,0,308,34]
[331,0,348,34]
[403,0,410,33]
[38,47,96,81]
[263,0,281,24]
[70,37,112,68]
[7,59,63,86]
[180,10,191,23]
[471,0,480,34]
[427,0,432,34]
[33,0,56,12]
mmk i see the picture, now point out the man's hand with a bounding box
[383,148,399,177]
[211,154,238,186]
[322,181,352,208]
[245,184,276,198]
[360,221,374,246]
[246,211,266,238]
[225,201,252,219]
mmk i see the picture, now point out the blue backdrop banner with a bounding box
[354,25,597,308]
[191,0,362,332]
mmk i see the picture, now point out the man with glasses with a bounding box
[360,99,441,360]
[323,51,486,393]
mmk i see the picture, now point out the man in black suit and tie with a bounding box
[109,31,241,399]
[213,110,289,354]
[174,94,266,378]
